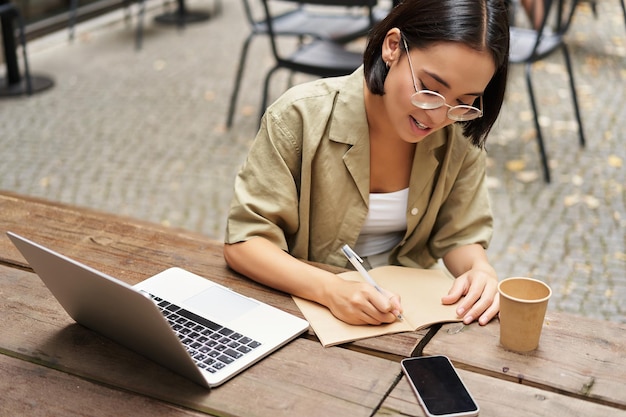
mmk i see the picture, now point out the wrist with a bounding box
[470,260,497,279]
[308,268,343,306]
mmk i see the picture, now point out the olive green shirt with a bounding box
[225,67,493,269]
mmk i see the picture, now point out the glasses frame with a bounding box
[402,38,484,122]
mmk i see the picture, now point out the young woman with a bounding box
[224,0,510,327]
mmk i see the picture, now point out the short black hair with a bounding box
[363,0,510,148]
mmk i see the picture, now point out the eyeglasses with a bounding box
[402,38,483,122]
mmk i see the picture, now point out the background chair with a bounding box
[226,0,378,128]
[68,0,147,50]
[508,0,585,183]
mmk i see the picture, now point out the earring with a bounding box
[385,60,390,69]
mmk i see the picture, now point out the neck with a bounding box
[364,82,391,139]
[364,84,416,193]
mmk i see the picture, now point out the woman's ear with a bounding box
[382,28,402,67]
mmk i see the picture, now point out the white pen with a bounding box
[341,244,403,320]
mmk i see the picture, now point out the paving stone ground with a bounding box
[1,0,624,323]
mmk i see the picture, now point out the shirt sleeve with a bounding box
[428,143,493,259]
[224,109,303,251]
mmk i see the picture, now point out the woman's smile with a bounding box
[410,115,431,133]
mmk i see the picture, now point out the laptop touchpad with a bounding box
[185,285,259,323]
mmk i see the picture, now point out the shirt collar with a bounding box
[328,66,369,146]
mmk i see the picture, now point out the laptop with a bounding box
[7,232,309,388]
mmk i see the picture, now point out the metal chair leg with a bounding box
[525,63,551,183]
[68,0,78,41]
[136,0,146,50]
[560,43,585,148]
[226,33,254,128]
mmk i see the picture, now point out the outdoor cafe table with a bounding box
[1,190,624,416]
[0,191,424,417]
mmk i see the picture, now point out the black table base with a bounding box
[1,0,54,98]
[154,10,210,25]
[153,0,210,26]
[0,75,54,97]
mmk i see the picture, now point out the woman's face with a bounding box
[382,35,496,144]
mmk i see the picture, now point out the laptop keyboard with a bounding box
[146,293,262,374]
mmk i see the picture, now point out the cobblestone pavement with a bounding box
[1,1,624,323]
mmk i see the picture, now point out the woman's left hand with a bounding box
[442,266,499,325]
[441,244,500,325]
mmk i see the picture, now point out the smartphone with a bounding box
[401,355,479,417]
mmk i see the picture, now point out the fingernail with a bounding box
[463,315,473,324]
[457,307,465,316]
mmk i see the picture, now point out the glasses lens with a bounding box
[448,106,482,121]
[411,90,445,110]
[411,90,483,121]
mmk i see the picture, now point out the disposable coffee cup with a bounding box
[498,277,552,353]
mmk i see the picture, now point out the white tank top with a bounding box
[354,188,409,257]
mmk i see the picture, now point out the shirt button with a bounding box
[411,208,419,215]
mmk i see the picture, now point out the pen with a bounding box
[341,244,403,320]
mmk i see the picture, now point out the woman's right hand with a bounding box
[224,238,402,326]
[324,279,403,325]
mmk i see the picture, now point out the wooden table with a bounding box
[1,191,624,416]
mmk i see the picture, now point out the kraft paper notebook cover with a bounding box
[293,265,462,347]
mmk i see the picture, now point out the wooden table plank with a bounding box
[0,191,426,358]
[422,313,626,410]
[0,355,210,417]
[0,263,400,417]
[376,368,626,417]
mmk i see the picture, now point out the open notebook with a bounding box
[293,266,462,347]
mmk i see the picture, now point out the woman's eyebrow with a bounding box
[423,70,483,97]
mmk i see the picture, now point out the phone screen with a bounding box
[401,356,479,417]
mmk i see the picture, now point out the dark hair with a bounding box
[363,0,510,148]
